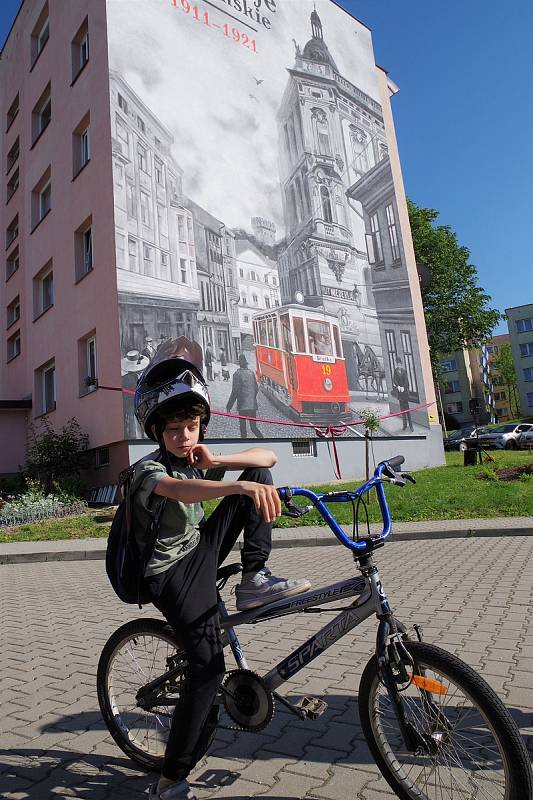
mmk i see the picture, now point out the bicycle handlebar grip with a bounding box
[387,455,405,471]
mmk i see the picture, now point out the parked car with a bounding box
[477,423,533,450]
[518,428,533,449]
[443,426,487,451]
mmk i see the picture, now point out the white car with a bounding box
[478,423,533,450]
[518,428,533,449]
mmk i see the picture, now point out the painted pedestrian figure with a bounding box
[227,354,263,438]
[392,355,414,432]
[204,342,214,382]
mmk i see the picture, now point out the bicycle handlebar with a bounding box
[278,456,407,555]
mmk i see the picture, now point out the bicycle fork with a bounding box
[365,560,435,755]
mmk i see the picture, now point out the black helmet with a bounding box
[134,337,210,441]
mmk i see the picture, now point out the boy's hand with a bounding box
[187,444,218,469]
[239,481,281,523]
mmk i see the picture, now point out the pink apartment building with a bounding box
[1,0,441,490]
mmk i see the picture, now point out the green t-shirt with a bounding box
[132,454,204,577]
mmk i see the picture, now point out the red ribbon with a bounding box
[98,384,434,479]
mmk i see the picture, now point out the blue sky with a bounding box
[2,1,531,335]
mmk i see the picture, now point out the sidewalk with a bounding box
[1,515,531,564]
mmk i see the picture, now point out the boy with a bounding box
[133,338,310,800]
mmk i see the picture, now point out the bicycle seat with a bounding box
[216,563,243,582]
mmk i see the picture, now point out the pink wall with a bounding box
[0,0,125,463]
[0,410,29,473]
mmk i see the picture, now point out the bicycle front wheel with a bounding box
[359,641,532,800]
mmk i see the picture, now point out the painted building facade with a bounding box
[0,0,443,485]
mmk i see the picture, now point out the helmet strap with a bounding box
[154,419,174,477]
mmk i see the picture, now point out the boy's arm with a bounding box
[152,476,281,521]
[214,448,277,469]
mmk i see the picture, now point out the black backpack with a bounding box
[105,461,167,608]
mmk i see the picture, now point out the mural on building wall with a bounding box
[107,0,428,440]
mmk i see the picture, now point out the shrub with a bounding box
[26,417,90,495]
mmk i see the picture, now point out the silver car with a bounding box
[518,428,533,450]
[478,423,533,450]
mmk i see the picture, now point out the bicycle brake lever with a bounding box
[401,473,416,485]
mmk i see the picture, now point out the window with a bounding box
[180,258,187,283]
[252,293,259,306]
[527,393,533,408]
[494,392,506,401]
[7,296,20,328]
[440,359,457,372]
[137,115,146,133]
[118,93,128,114]
[31,4,50,67]
[95,447,110,467]
[385,329,397,377]
[143,244,153,265]
[155,158,164,185]
[33,264,53,317]
[140,191,151,225]
[401,330,418,396]
[126,182,136,218]
[524,367,533,382]
[30,167,52,230]
[138,144,149,173]
[37,361,56,414]
[498,407,509,417]
[161,251,169,269]
[6,94,19,132]
[84,335,98,391]
[320,184,333,223]
[7,330,21,362]
[7,167,19,202]
[516,318,533,333]
[6,246,19,280]
[293,316,306,352]
[444,380,461,394]
[128,236,138,271]
[446,401,463,414]
[39,182,51,220]
[6,214,19,249]
[177,215,186,241]
[291,439,317,458]
[307,319,333,356]
[243,314,250,323]
[72,113,90,176]
[265,296,271,309]
[31,83,51,144]
[520,342,533,357]
[239,268,244,278]
[157,203,168,238]
[71,17,89,81]
[250,270,257,282]
[385,203,400,261]
[7,137,19,173]
[366,212,384,265]
[74,217,93,281]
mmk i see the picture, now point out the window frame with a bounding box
[42,362,56,414]
[6,94,19,133]
[6,295,20,329]
[7,328,21,362]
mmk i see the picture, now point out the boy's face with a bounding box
[163,416,201,458]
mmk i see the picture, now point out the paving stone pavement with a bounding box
[1,536,532,799]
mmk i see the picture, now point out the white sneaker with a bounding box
[235,567,311,611]
[148,778,197,799]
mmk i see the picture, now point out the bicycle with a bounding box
[97,455,533,799]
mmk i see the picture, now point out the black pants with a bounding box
[238,408,263,439]
[146,467,272,781]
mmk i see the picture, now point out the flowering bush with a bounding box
[0,478,87,527]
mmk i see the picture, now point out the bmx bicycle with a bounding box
[97,455,533,799]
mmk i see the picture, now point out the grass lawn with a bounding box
[1,450,532,544]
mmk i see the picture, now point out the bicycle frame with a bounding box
[138,460,402,705]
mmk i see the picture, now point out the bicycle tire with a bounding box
[97,618,217,772]
[358,641,532,800]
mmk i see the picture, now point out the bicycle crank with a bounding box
[221,669,274,732]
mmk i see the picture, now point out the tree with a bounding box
[491,343,519,418]
[26,417,90,495]
[407,200,500,368]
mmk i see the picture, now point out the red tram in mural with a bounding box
[252,306,350,420]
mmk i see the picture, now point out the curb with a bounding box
[1,525,532,565]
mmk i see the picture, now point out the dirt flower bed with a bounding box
[477,463,533,481]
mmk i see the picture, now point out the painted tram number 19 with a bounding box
[322,365,332,376]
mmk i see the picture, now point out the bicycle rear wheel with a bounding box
[358,641,532,800]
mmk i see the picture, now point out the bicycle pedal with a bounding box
[295,696,328,719]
